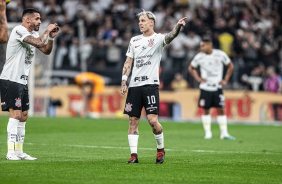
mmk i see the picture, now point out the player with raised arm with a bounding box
[0,8,59,160]
[188,36,236,140]
[121,10,186,164]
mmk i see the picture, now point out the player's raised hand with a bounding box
[46,23,57,33]
[120,81,128,95]
[49,23,60,38]
[177,17,187,27]
[0,0,7,12]
[219,79,228,85]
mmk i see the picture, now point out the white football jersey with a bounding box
[126,33,166,88]
[0,25,39,85]
[191,49,231,91]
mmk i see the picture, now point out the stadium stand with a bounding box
[5,0,282,92]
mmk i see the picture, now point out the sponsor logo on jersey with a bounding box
[142,46,146,50]
[124,103,132,112]
[1,102,6,105]
[135,45,140,48]
[199,99,205,107]
[148,39,155,47]
[20,75,28,80]
[136,61,151,69]
[15,98,22,107]
[134,76,149,82]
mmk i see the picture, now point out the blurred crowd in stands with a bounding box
[5,0,282,93]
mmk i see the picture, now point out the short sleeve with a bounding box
[14,26,32,43]
[190,53,200,68]
[161,34,167,46]
[126,39,134,58]
[221,51,231,65]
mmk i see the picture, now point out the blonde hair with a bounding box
[137,9,156,24]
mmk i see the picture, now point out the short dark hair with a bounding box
[202,35,212,43]
[22,8,40,18]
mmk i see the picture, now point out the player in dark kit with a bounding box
[188,36,236,140]
[120,10,186,164]
[0,8,59,160]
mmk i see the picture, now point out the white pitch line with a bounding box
[25,143,279,154]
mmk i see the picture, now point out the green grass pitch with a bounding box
[0,116,281,184]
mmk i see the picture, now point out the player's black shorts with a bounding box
[0,79,29,111]
[124,84,159,117]
[198,89,225,109]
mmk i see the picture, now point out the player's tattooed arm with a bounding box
[0,0,8,43]
[120,56,133,95]
[164,17,187,45]
[23,30,50,48]
[122,56,133,76]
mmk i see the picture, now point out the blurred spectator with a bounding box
[261,28,279,68]
[242,29,261,76]
[169,32,188,73]
[69,38,79,68]
[264,66,282,93]
[171,73,188,91]
[185,30,201,61]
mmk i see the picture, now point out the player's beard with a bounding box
[30,23,40,31]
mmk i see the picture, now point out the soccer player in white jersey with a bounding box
[0,8,59,160]
[188,36,236,140]
[120,10,186,164]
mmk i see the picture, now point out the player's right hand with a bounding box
[0,0,7,12]
[47,24,57,32]
[197,78,207,83]
[120,81,127,95]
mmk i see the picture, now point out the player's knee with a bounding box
[129,116,139,127]
[147,116,158,126]
[204,109,210,115]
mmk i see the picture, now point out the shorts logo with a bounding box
[199,99,205,107]
[125,103,132,112]
[148,39,155,47]
[15,98,22,107]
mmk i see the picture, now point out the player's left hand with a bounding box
[219,79,228,85]
[120,81,128,95]
[49,23,60,38]
[177,17,187,27]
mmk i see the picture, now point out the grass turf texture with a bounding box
[0,116,281,184]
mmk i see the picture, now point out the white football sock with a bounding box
[7,118,19,154]
[154,132,164,149]
[128,134,139,154]
[201,115,212,137]
[217,115,229,137]
[15,121,26,155]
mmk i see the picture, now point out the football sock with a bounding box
[201,115,212,137]
[15,121,26,155]
[128,134,139,154]
[217,115,229,137]
[7,118,19,154]
[154,132,164,149]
